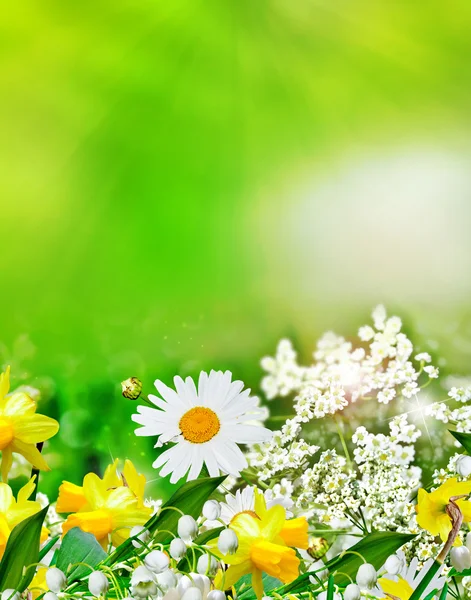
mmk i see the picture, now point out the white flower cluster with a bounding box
[352,415,421,532]
[427,385,471,432]
[248,416,319,482]
[260,306,437,414]
[296,416,422,534]
[250,307,435,487]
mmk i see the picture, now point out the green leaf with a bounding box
[55,527,107,580]
[38,535,60,561]
[0,505,48,592]
[236,572,282,600]
[105,475,225,566]
[177,526,224,572]
[274,531,416,594]
[327,574,335,600]
[408,559,441,600]
[449,430,471,454]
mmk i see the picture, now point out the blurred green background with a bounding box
[1,0,471,499]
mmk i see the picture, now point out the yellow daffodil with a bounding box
[29,567,48,599]
[379,576,413,600]
[213,490,308,599]
[58,459,151,549]
[0,476,48,558]
[416,478,471,544]
[0,367,59,482]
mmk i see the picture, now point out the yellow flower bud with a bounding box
[121,377,142,400]
[307,536,329,560]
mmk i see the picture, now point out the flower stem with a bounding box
[408,559,441,600]
[30,442,44,500]
[334,416,352,467]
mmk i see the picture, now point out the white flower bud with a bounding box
[456,456,471,478]
[170,537,187,560]
[356,563,377,589]
[156,569,177,592]
[207,592,226,600]
[318,593,341,600]
[344,583,361,600]
[217,528,239,555]
[144,549,169,574]
[44,594,59,600]
[451,546,471,572]
[88,571,109,597]
[202,500,221,521]
[131,566,158,599]
[466,532,471,551]
[384,554,405,576]
[1,591,20,600]
[46,567,67,593]
[196,554,218,576]
[181,588,203,600]
[130,525,150,548]
[178,515,198,541]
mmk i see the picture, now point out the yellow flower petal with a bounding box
[63,509,112,542]
[251,539,299,583]
[216,561,252,591]
[252,567,264,600]
[56,481,88,513]
[0,514,10,559]
[254,488,268,519]
[17,476,37,504]
[83,473,108,508]
[260,505,286,540]
[29,566,48,599]
[123,459,146,506]
[7,500,42,529]
[2,392,36,417]
[0,447,13,483]
[102,459,120,489]
[11,439,50,471]
[13,414,59,444]
[0,484,13,513]
[0,368,11,404]
[279,517,309,549]
[379,577,413,600]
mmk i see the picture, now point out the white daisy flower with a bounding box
[212,485,293,526]
[132,370,272,483]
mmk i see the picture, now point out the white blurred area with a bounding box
[254,147,471,306]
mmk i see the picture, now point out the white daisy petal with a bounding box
[229,424,273,443]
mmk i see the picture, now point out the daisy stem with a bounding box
[30,441,44,500]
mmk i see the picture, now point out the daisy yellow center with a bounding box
[0,418,14,450]
[179,407,220,443]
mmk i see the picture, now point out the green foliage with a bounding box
[449,430,471,454]
[0,506,48,592]
[274,531,416,594]
[55,527,107,580]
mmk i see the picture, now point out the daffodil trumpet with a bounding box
[409,494,466,600]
